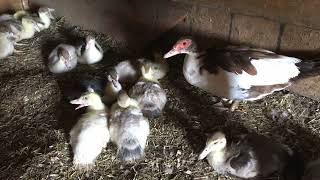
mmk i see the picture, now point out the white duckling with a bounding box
[77,35,104,64]
[164,37,320,110]
[0,32,17,59]
[129,64,167,118]
[103,69,122,105]
[199,131,302,179]
[109,90,150,162]
[48,44,78,73]
[35,7,55,31]
[69,88,110,170]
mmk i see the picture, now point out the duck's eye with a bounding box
[213,142,218,145]
[84,97,88,100]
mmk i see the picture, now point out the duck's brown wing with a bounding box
[199,46,282,76]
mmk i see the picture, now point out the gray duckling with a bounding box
[109,90,150,162]
[103,69,122,105]
[129,64,167,118]
[199,131,303,179]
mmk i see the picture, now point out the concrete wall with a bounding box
[165,0,320,100]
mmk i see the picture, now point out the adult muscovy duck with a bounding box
[164,37,320,109]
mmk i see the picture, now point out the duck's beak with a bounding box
[70,99,88,110]
[163,49,179,59]
[198,145,212,160]
[48,8,55,19]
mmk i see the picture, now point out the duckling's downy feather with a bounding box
[129,80,167,118]
[109,105,149,161]
[0,33,14,59]
[70,111,109,170]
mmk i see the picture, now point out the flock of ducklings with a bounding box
[1,7,320,180]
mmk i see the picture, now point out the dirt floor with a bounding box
[1,18,320,180]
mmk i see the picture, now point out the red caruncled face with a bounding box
[164,38,192,58]
[173,39,192,52]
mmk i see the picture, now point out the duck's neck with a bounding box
[210,147,227,165]
[87,101,105,111]
[105,82,121,95]
[183,52,202,84]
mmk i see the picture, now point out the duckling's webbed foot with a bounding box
[221,98,240,111]
[230,100,240,111]
[13,49,23,54]
[15,42,27,46]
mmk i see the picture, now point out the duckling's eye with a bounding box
[213,142,218,145]
[182,42,187,46]
[84,97,88,100]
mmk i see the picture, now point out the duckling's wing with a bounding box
[199,46,284,76]
[228,142,258,176]
[229,150,253,170]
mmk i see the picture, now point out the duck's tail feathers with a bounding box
[283,152,305,180]
[142,103,161,118]
[297,58,320,78]
[119,137,143,162]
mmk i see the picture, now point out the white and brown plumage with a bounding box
[48,44,78,73]
[164,37,320,109]
[199,131,302,179]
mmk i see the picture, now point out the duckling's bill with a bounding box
[198,145,212,160]
[70,98,88,110]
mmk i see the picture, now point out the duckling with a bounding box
[114,59,141,85]
[103,69,122,105]
[35,7,55,31]
[114,51,169,85]
[303,159,320,180]
[69,88,110,170]
[48,44,78,73]
[109,90,150,162]
[77,35,103,64]
[138,51,169,80]
[13,10,30,20]
[129,64,167,118]
[199,131,302,179]
[0,32,19,59]
[0,14,23,40]
[17,16,40,41]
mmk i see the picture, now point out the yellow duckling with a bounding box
[69,88,110,170]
